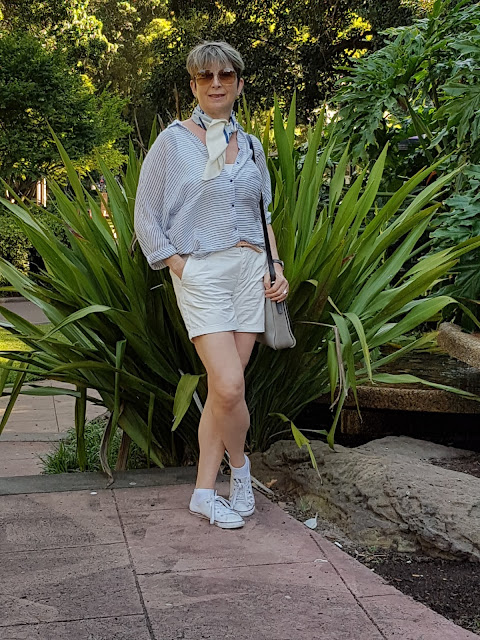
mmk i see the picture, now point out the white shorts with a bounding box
[170,246,268,341]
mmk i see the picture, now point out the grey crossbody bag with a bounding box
[247,135,296,350]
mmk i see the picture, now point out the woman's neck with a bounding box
[197,106,233,121]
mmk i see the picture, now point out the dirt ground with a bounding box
[266,459,480,636]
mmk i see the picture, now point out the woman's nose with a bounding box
[211,73,222,87]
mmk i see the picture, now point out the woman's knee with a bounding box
[210,374,245,409]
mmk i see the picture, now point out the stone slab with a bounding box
[0,615,151,640]
[0,490,123,552]
[0,442,53,477]
[0,420,59,434]
[0,466,199,496]
[318,386,480,414]
[0,299,48,325]
[358,593,479,639]
[310,532,399,597]
[0,432,68,442]
[114,481,271,516]
[438,322,480,371]
[121,501,325,574]
[0,543,142,627]
[139,563,384,640]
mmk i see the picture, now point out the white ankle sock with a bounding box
[230,454,250,479]
[192,488,215,504]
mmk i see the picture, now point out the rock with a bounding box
[250,436,480,561]
[438,322,480,370]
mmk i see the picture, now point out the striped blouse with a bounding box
[134,120,272,270]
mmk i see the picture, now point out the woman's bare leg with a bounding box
[193,331,257,488]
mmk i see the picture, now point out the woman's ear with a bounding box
[237,77,245,98]
[190,78,197,98]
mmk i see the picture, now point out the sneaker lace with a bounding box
[208,492,236,525]
[231,476,254,509]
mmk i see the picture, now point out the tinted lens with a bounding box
[195,69,237,85]
[195,71,214,85]
[218,70,236,84]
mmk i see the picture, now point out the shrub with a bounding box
[0,212,29,289]
[0,104,479,474]
[40,415,149,474]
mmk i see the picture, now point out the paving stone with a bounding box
[0,443,53,478]
[114,480,270,516]
[0,544,142,626]
[0,420,58,434]
[0,614,151,640]
[310,532,399,597]
[115,480,228,514]
[0,490,123,552]
[358,593,479,639]
[139,563,384,640]
[122,500,326,574]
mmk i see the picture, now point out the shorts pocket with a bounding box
[180,255,192,282]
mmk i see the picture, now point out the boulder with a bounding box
[438,322,480,370]
[250,436,480,560]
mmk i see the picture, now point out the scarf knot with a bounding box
[192,106,242,180]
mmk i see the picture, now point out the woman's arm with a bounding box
[134,135,181,271]
[264,223,289,300]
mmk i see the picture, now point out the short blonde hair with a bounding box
[186,41,244,80]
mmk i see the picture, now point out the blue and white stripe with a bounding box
[134,121,272,270]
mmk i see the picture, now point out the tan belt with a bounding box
[234,241,263,253]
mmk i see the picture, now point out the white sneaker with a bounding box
[229,459,255,517]
[189,491,245,529]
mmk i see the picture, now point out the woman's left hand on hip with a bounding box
[264,267,289,302]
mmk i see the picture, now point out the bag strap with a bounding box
[246,135,276,284]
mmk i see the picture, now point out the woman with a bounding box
[134,41,289,529]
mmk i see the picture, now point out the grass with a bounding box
[40,415,150,474]
[0,325,48,384]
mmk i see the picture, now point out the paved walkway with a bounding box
[0,296,49,325]
[1,296,104,475]
[0,472,478,640]
[0,381,105,476]
[0,298,478,639]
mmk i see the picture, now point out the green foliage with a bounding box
[0,212,29,286]
[1,0,426,140]
[0,0,111,68]
[1,101,479,469]
[332,0,480,326]
[0,31,131,196]
[40,415,149,474]
[146,1,379,120]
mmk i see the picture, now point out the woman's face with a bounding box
[190,61,244,119]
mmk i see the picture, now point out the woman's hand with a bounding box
[165,254,187,280]
[264,264,289,302]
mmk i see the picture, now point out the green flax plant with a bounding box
[1,102,479,472]
[0,129,205,473]
[241,96,480,451]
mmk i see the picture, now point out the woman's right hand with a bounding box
[165,254,187,280]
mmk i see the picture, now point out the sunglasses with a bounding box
[194,68,237,85]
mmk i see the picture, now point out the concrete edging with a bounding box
[0,466,200,496]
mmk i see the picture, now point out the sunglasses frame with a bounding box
[194,68,238,85]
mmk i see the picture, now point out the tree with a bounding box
[0,32,130,197]
[331,0,480,327]
[144,0,426,121]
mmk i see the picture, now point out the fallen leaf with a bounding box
[265,478,278,488]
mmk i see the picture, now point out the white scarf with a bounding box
[191,105,241,180]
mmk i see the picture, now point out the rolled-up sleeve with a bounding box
[251,136,272,225]
[134,135,177,270]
